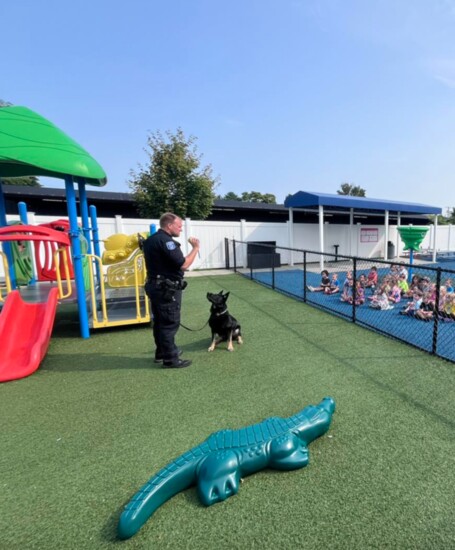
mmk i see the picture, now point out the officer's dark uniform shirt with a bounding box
[143,229,185,282]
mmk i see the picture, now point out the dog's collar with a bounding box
[216,309,228,316]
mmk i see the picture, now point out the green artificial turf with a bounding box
[1,274,454,549]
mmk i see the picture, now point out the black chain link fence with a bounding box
[225,238,455,363]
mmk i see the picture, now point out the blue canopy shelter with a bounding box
[284,191,442,268]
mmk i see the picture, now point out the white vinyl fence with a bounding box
[1,213,454,278]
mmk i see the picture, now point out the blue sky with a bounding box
[2,0,455,211]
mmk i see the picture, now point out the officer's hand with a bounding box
[188,237,200,249]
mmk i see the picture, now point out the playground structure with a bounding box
[0,207,153,382]
[0,225,71,382]
[0,105,151,382]
[87,229,150,329]
[102,232,148,288]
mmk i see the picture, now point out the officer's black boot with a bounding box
[163,358,192,369]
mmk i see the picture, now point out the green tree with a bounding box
[2,176,41,186]
[240,191,277,204]
[432,208,455,225]
[129,129,217,219]
[337,182,366,197]
[222,191,242,201]
[445,208,455,224]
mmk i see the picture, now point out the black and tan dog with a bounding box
[207,291,243,352]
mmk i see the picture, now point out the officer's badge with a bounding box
[166,242,176,250]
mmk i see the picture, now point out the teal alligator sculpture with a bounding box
[118,397,336,539]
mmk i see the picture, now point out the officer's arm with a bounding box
[181,237,200,271]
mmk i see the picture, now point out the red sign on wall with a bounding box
[360,228,378,243]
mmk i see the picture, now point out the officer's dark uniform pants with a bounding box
[145,282,182,363]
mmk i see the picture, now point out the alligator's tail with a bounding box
[118,457,198,539]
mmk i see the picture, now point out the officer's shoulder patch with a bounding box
[166,241,177,251]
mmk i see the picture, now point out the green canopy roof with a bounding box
[0,106,107,186]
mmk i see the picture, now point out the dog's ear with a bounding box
[207,292,212,300]
[223,291,230,300]
[218,290,223,295]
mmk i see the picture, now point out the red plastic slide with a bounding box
[0,288,59,382]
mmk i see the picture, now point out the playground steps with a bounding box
[89,286,150,329]
[104,287,148,311]
[88,309,150,329]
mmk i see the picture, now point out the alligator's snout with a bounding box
[320,397,336,415]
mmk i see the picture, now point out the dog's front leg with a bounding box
[208,332,217,352]
[227,330,234,352]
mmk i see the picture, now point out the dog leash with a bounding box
[179,320,209,332]
[180,305,230,331]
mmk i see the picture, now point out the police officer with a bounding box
[143,213,200,368]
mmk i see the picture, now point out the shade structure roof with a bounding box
[284,191,441,216]
[0,106,107,186]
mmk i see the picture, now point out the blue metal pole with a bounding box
[89,204,101,258]
[89,204,102,286]
[0,179,16,288]
[65,176,90,338]
[18,201,37,284]
[409,249,414,283]
[76,178,92,254]
[17,201,28,224]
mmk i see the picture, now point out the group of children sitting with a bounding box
[397,274,455,322]
[307,265,379,306]
[307,264,455,321]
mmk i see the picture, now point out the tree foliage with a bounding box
[337,182,366,197]
[240,191,277,204]
[129,129,217,220]
[222,191,242,201]
[1,176,41,187]
[216,191,276,203]
[445,208,455,224]
[435,208,455,225]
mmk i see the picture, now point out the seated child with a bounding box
[340,272,353,302]
[347,281,365,305]
[398,264,408,280]
[399,290,423,316]
[414,293,435,322]
[324,273,340,295]
[403,275,421,299]
[440,293,455,320]
[389,264,399,277]
[358,274,367,289]
[418,276,433,294]
[388,279,401,304]
[365,266,378,291]
[307,269,331,292]
[438,286,447,310]
[397,273,409,296]
[369,284,393,310]
[444,278,454,293]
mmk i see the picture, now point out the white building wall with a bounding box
[420,225,455,252]
[1,212,453,278]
